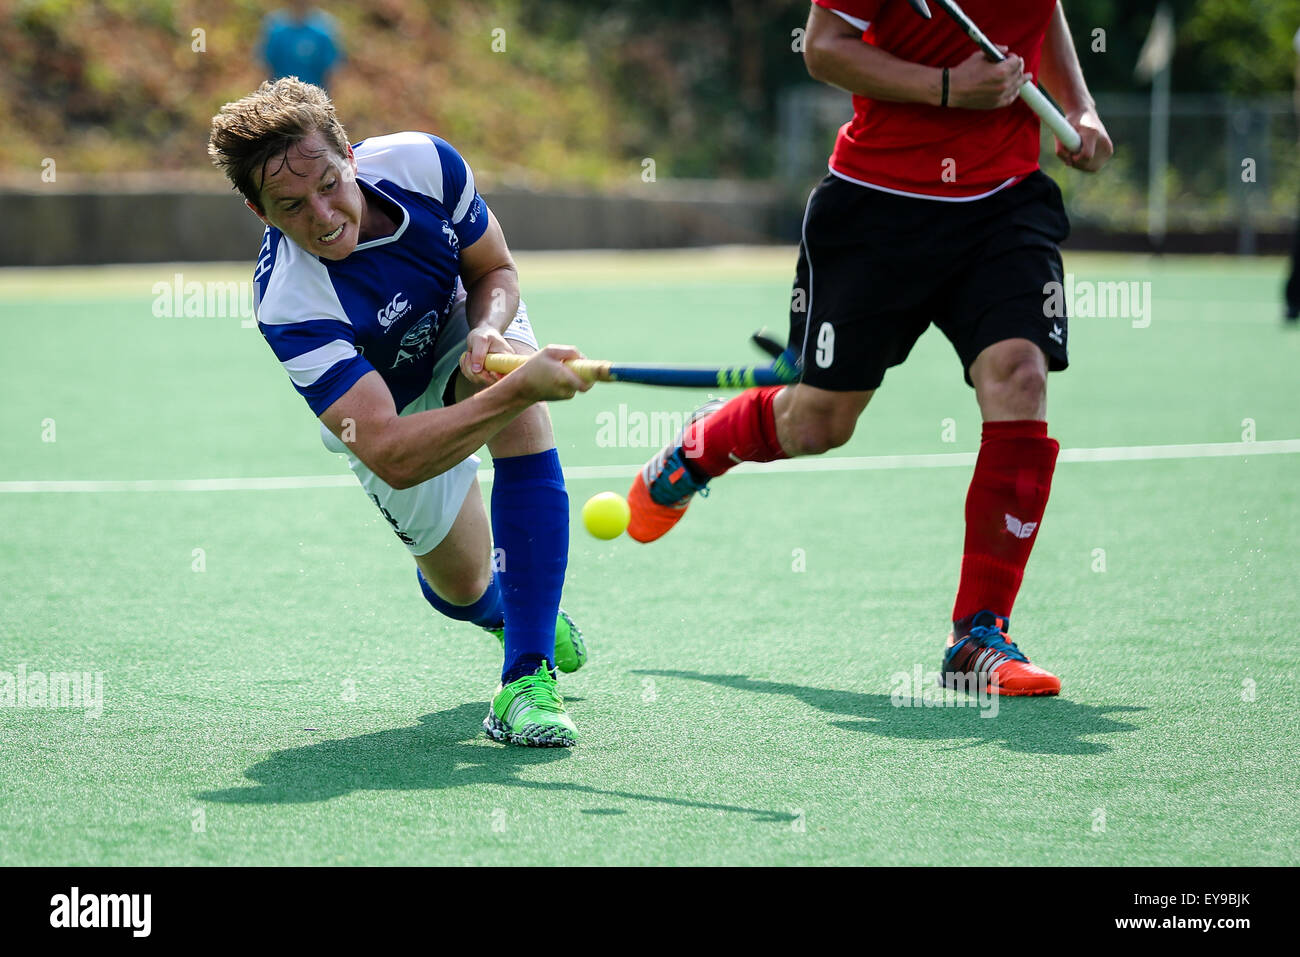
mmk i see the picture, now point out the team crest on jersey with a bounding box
[391,310,439,369]
[377,292,410,329]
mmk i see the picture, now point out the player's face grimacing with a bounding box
[249,130,365,261]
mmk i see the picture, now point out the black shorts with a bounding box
[787,170,1071,391]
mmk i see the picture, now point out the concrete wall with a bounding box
[0,184,800,267]
[2,185,1286,266]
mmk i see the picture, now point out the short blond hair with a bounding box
[208,77,350,208]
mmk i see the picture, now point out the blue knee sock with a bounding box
[417,568,505,630]
[491,449,568,684]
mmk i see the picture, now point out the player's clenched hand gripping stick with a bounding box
[906,0,1082,152]
[468,344,595,402]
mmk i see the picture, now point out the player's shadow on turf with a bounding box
[634,670,1143,756]
[197,701,788,822]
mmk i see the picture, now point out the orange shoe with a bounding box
[626,399,725,543]
[941,611,1061,697]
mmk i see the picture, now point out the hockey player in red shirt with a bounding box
[628,1,1113,697]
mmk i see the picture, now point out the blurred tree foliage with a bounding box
[1180,0,1300,95]
[1064,0,1300,95]
[0,0,1296,184]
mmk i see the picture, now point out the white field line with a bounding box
[2,439,1297,494]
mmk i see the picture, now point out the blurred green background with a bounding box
[2,0,1298,185]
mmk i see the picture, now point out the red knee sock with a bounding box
[952,420,1059,623]
[683,386,788,479]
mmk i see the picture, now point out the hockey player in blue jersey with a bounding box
[209,78,591,747]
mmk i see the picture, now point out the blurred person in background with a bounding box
[259,0,346,90]
[1285,26,1300,324]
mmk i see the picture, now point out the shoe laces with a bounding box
[644,400,724,492]
[648,447,709,502]
[512,672,565,713]
[966,624,1029,664]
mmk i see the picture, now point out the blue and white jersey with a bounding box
[252,131,489,416]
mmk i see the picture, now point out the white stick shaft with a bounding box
[1019,81,1081,152]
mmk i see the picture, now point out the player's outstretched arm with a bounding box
[1038,1,1113,171]
[319,349,590,490]
[802,3,1022,109]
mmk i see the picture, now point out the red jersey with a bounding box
[812,0,1057,199]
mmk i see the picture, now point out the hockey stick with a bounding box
[906,0,1082,152]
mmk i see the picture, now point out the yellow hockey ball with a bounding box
[582,491,630,540]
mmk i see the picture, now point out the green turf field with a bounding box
[1,250,1297,866]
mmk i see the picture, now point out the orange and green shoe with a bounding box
[941,611,1061,697]
[627,399,725,543]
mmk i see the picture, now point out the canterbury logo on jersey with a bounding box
[377,292,410,329]
[1004,514,1038,539]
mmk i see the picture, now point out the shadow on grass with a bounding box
[198,701,789,822]
[634,670,1142,756]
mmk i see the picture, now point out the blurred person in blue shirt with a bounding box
[1286,26,1300,323]
[260,1,345,90]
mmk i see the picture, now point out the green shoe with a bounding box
[484,609,587,674]
[483,662,578,747]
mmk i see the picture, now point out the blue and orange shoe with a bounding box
[627,399,725,543]
[941,610,1061,697]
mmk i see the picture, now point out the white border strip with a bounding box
[828,166,1021,203]
[0,475,358,493]
[2,440,1297,494]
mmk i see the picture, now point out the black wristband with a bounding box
[941,67,950,107]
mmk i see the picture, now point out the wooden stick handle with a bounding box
[482,352,612,382]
